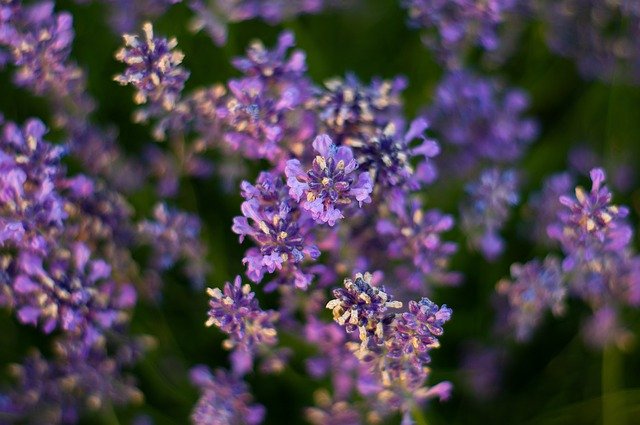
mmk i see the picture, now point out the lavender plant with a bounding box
[1,1,640,424]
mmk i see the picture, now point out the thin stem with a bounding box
[411,406,429,425]
[602,345,624,425]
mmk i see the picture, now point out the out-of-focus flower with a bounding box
[535,0,640,84]
[497,256,566,340]
[427,70,537,176]
[138,203,209,289]
[205,276,279,374]
[190,366,265,425]
[115,22,189,111]
[312,74,406,145]
[460,168,519,260]
[400,0,522,66]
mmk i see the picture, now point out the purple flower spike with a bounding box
[388,298,452,365]
[206,276,279,375]
[314,74,406,144]
[427,71,537,176]
[114,22,188,110]
[285,134,373,226]
[401,0,520,66]
[137,203,209,289]
[190,366,265,425]
[231,31,307,81]
[551,168,631,256]
[233,172,319,289]
[326,272,402,349]
[497,256,566,340]
[461,168,519,260]
[351,119,440,190]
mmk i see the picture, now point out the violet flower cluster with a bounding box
[3,0,640,423]
[326,272,453,422]
[0,1,210,422]
[499,169,640,347]
[400,0,524,66]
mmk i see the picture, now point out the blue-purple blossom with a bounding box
[387,297,452,365]
[231,31,308,83]
[190,366,265,425]
[0,1,85,98]
[377,194,460,290]
[313,74,406,145]
[548,168,640,310]
[219,31,315,166]
[0,118,136,342]
[326,272,402,350]
[427,71,537,175]
[401,0,521,66]
[460,168,519,260]
[285,134,372,226]
[220,77,290,163]
[0,336,149,424]
[138,203,209,288]
[497,256,566,340]
[232,172,320,289]
[526,172,574,247]
[350,119,440,190]
[549,168,631,260]
[83,0,180,34]
[535,0,640,83]
[205,276,279,375]
[327,272,452,422]
[114,22,189,111]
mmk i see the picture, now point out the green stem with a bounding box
[602,345,624,425]
[411,406,429,425]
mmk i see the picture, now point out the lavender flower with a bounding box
[549,168,631,260]
[497,256,566,340]
[401,0,521,66]
[526,172,574,247]
[190,366,265,425]
[285,134,372,226]
[313,74,406,145]
[327,272,452,422]
[349,119,440,190]
[548,168,640,311]
[326,272,402,349]
[387,297,452,365]
[0,118,135,342]
[205,276,279,374]
[232,172,320,289]
[535,0,640,83]
[427,71,537,175]
[220,77,290,163]
[376,194,460,291]
[219,31,315,165]
[231,31,308,83]
[0,336,149,424]
[460,168,519,260]
[138,203,209,288]
[84,0,180,34]
[1,1,85,98]
[114,22,189,111]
